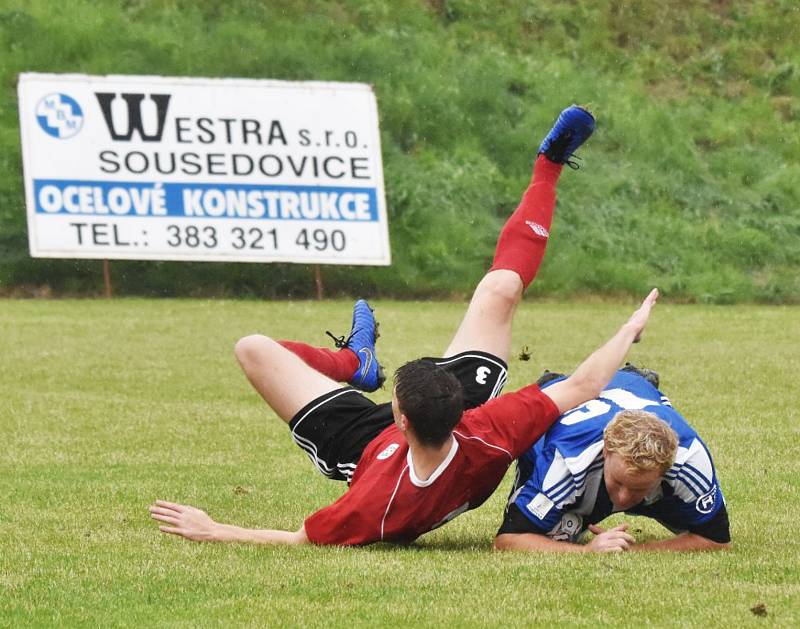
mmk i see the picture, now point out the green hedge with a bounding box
[1,0,798,301]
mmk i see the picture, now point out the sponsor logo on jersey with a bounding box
[696,485,717,514]
[526,492,554,520]
[475,366,491,385]
[377,443,399,460]
[525,220,549,238]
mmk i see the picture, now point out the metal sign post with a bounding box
[102,259,112,297]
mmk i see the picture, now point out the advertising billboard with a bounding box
[18,73,391,265]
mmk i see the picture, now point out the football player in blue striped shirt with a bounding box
[495,366,730,552]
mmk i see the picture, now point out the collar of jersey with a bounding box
[406,437,459,488]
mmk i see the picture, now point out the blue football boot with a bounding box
[326,299,385,392]
[622,362,660,389]
[538,105,595,168]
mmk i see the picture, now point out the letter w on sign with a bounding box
[95,93,171,141]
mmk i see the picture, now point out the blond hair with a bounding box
[603,410,678,474]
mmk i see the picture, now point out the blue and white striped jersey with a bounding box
[509,370,725,542]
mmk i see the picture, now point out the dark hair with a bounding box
[394,359,464,447]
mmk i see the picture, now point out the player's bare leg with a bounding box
[444,270,522,361]
[235,299,384,421]
[445,106,595,360]
[234,335,342,423]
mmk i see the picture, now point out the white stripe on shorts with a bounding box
[290,388,362,478]
[434,353,508,400]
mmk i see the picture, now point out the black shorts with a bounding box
[288,350,508,482]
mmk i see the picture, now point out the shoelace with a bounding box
[325,330,354,349]
[543,130,584,170]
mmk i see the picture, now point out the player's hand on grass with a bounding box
[585,523,635,552]
[626,288,659,343]
[149,500,218,542]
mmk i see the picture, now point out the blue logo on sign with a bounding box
[36,93,84,139]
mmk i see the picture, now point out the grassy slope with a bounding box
[1,298,798,626]
[0,0,799,301]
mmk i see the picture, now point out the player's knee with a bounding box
[480,271,523,312]
[234,334,277,368]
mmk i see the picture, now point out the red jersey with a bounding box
[304,383,559,546]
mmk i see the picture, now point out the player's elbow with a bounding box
[493,534,517,551]
[706,539,731,551]
[688,532,731,551]
[291,526,310,545]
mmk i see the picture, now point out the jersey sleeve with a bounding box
[646,437,726,534]
[641,493,730,543]
[508,447,579,538]
[687,502,730,543]
[303,484,381,546]
[466,383,561,459]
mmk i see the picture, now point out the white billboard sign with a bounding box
[18,73,391,265]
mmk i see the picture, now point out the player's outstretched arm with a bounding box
[495,524,635,553]
[543,289,659,413]
[149,500,309,545]
[587,524,729,552]
[628,532,730,552]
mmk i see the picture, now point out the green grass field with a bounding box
[2,298,799,626]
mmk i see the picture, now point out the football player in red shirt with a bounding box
[150,106,660,546]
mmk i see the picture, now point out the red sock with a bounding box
[490,155,563,290]
[279,340,359,383]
